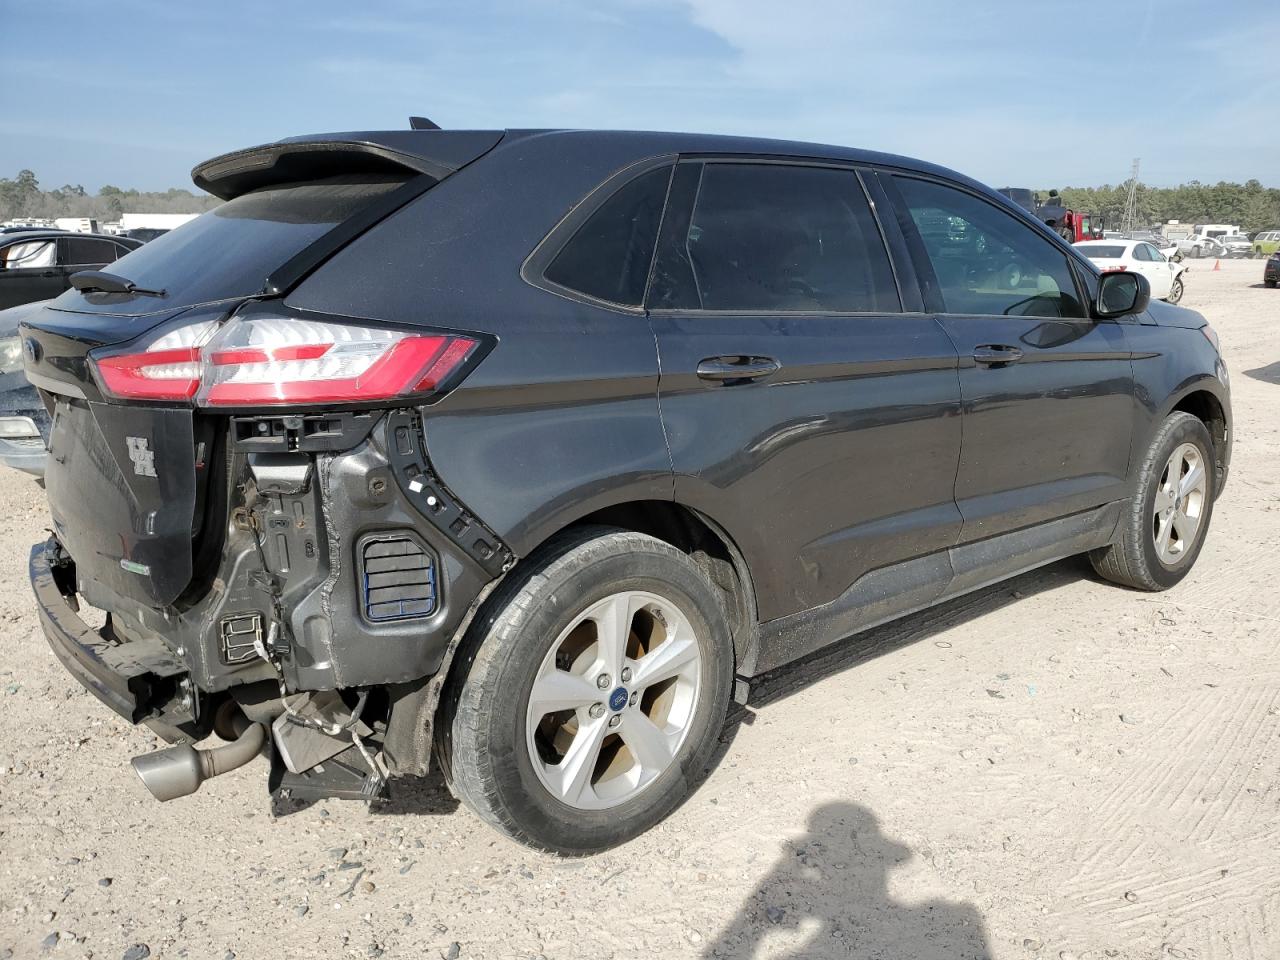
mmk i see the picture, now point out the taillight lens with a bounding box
[1100,265,1128,273]
[197,316,477,407]
[91,316,479,407]
[94,321,218,401]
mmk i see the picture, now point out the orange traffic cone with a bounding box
[1213,259,1221,271]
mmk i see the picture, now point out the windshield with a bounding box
[1079,245,1126,259]
[54,173,410,313]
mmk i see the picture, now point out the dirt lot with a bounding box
[1,258,1277,960]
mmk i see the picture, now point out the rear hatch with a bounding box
[20,131,503,609]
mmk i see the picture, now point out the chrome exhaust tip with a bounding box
[131,743,205,802]
[130,721,266,802]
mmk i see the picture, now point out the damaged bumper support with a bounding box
[28,411,514,803]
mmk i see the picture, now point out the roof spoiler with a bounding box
[192,130,503,200]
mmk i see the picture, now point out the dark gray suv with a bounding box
[23,126,1230,853]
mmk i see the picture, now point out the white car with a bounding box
[1075,238,1188,304]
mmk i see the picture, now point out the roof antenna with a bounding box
[409,116,441,130]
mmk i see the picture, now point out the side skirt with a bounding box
[750,501,1122,677]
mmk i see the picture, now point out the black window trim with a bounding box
[643,154,906,318]
[881,169,1099,322]
[521,153,678,315]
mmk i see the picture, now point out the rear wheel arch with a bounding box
[549,500,759,671]
[424,500,758,777]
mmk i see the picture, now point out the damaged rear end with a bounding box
[24,129,513,802]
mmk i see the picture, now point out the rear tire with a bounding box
[1090,412,1214,591]
[440,526,733,854]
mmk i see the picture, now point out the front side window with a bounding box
[542,165,672,307]
[894,176,1085,318]
[650,162,899,313]
[0,239,56,270]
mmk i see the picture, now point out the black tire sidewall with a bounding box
[1134,416,1215,589]
[457,537,732,853]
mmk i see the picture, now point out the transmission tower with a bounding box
[1121,158,1141,234]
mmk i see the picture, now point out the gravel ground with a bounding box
[1,258,1278,960]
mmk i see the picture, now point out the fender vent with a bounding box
[359,534,437,622]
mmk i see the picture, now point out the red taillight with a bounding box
[90,316,480,407]
[1100,265,1128,273]
[92,321,217,401]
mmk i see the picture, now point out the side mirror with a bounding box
[1095,270,1151,319]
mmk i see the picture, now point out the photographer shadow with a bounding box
[704,802,992,960]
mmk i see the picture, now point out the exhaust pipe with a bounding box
[131,718,266,802]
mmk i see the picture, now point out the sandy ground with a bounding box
[1,258,1277,960]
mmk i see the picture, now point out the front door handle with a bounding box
[696,356,781,383]
[972,344,1024,366]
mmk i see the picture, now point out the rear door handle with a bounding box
[696,356,781,383]
[972,344,1024,366]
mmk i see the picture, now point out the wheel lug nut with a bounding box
[629,692,638,707]
[620,667,632,682]
[596,673,611,690]
[589,703,605,719]
[608,715,621,728]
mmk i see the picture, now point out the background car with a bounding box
[0,231,141,310]
[1252,230,1280,259]
[1075,238,1188,302]
[1177,234,1226,259]
[1217,234,1252,259]
[0,300,49,475]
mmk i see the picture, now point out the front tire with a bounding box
[1166,274,1184,304]
[441,527,733,854]
[1090,412,1214,591]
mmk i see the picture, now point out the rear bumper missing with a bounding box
[30,540,191,741]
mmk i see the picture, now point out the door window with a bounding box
[543,165,673,307]
[1132,244,1153,262]
[0,239,56,270]
[894,176,1085,318]
[60,237,125,267]
[649,162,899,313]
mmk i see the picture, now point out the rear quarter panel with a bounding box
[285,133,679,556]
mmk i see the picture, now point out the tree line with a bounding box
[4,167,1279,235]
[1047,179,1280,234]
[0,170,221,223]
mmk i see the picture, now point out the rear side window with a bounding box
[650,163,898,313]
[1080,245,1126,259]
[80,174,411,310]
[59,237,124,266]
[894,176,1085,319]
[543,165,672,307]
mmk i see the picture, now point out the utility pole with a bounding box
[1121,158,1140,234]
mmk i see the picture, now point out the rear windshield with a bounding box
[60,174,409,312]
[1079,245,1126,259]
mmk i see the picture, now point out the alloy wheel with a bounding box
[1152,442,1207,565]
[525,590,702,810]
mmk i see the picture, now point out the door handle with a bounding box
[696,356,781,383]
[972,344,1024,366]
[40,270,57,278]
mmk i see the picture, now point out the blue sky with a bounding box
[1,0,1276,194]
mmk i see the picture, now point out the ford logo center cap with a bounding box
[608,687,629,712]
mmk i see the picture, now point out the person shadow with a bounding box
[704,802,992,960]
